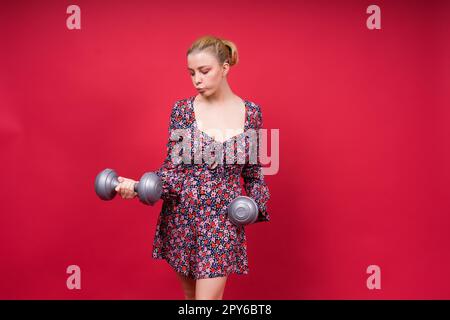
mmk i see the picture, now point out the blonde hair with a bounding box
[187,35,239,67]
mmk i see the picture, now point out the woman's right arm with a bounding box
[154,100,185,202]
[115,101,185,202]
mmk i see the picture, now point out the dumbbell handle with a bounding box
[112,180,139,192]
[111,179,139,192]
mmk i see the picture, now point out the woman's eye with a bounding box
[189,70,209,76]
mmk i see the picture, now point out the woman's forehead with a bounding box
[187,51,217,66]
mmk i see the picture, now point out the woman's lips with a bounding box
[197,88,206,92]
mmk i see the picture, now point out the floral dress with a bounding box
[152,95,270,280]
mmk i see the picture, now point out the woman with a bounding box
[115,35,271,300]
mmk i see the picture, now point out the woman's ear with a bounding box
[222,62,230,77]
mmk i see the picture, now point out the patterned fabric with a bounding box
[152,96,270,279]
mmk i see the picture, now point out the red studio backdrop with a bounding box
[0,0,449,299]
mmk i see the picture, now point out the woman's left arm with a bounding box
[241,104,271,223]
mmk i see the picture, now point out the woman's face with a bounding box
[187,50,228,97]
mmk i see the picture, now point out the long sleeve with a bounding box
[155,101,185,202]
[241,104,271,223]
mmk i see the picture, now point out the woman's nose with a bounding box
[194,75,202,84]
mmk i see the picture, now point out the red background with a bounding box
[0,0,449,299]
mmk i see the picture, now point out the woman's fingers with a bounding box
[115,177,123,193]
[121,180,133,199]
[125,181,133,198]
[121,182,128,198]
[114,177,138,199]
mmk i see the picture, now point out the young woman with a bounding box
[115,35,271,300]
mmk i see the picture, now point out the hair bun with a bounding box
[221,39,239,66]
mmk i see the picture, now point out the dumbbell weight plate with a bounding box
[136,172,163,205]
[227,196,259,226]
[95,168,120,200]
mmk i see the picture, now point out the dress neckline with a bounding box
[189,95,249,145]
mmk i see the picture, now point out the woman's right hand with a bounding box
[115,176,138,199]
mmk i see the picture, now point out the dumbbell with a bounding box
[227,196,259,226]
[94,168,162,206]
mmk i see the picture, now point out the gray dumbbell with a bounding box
[227,196,259,226]
[94,168,162,206]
